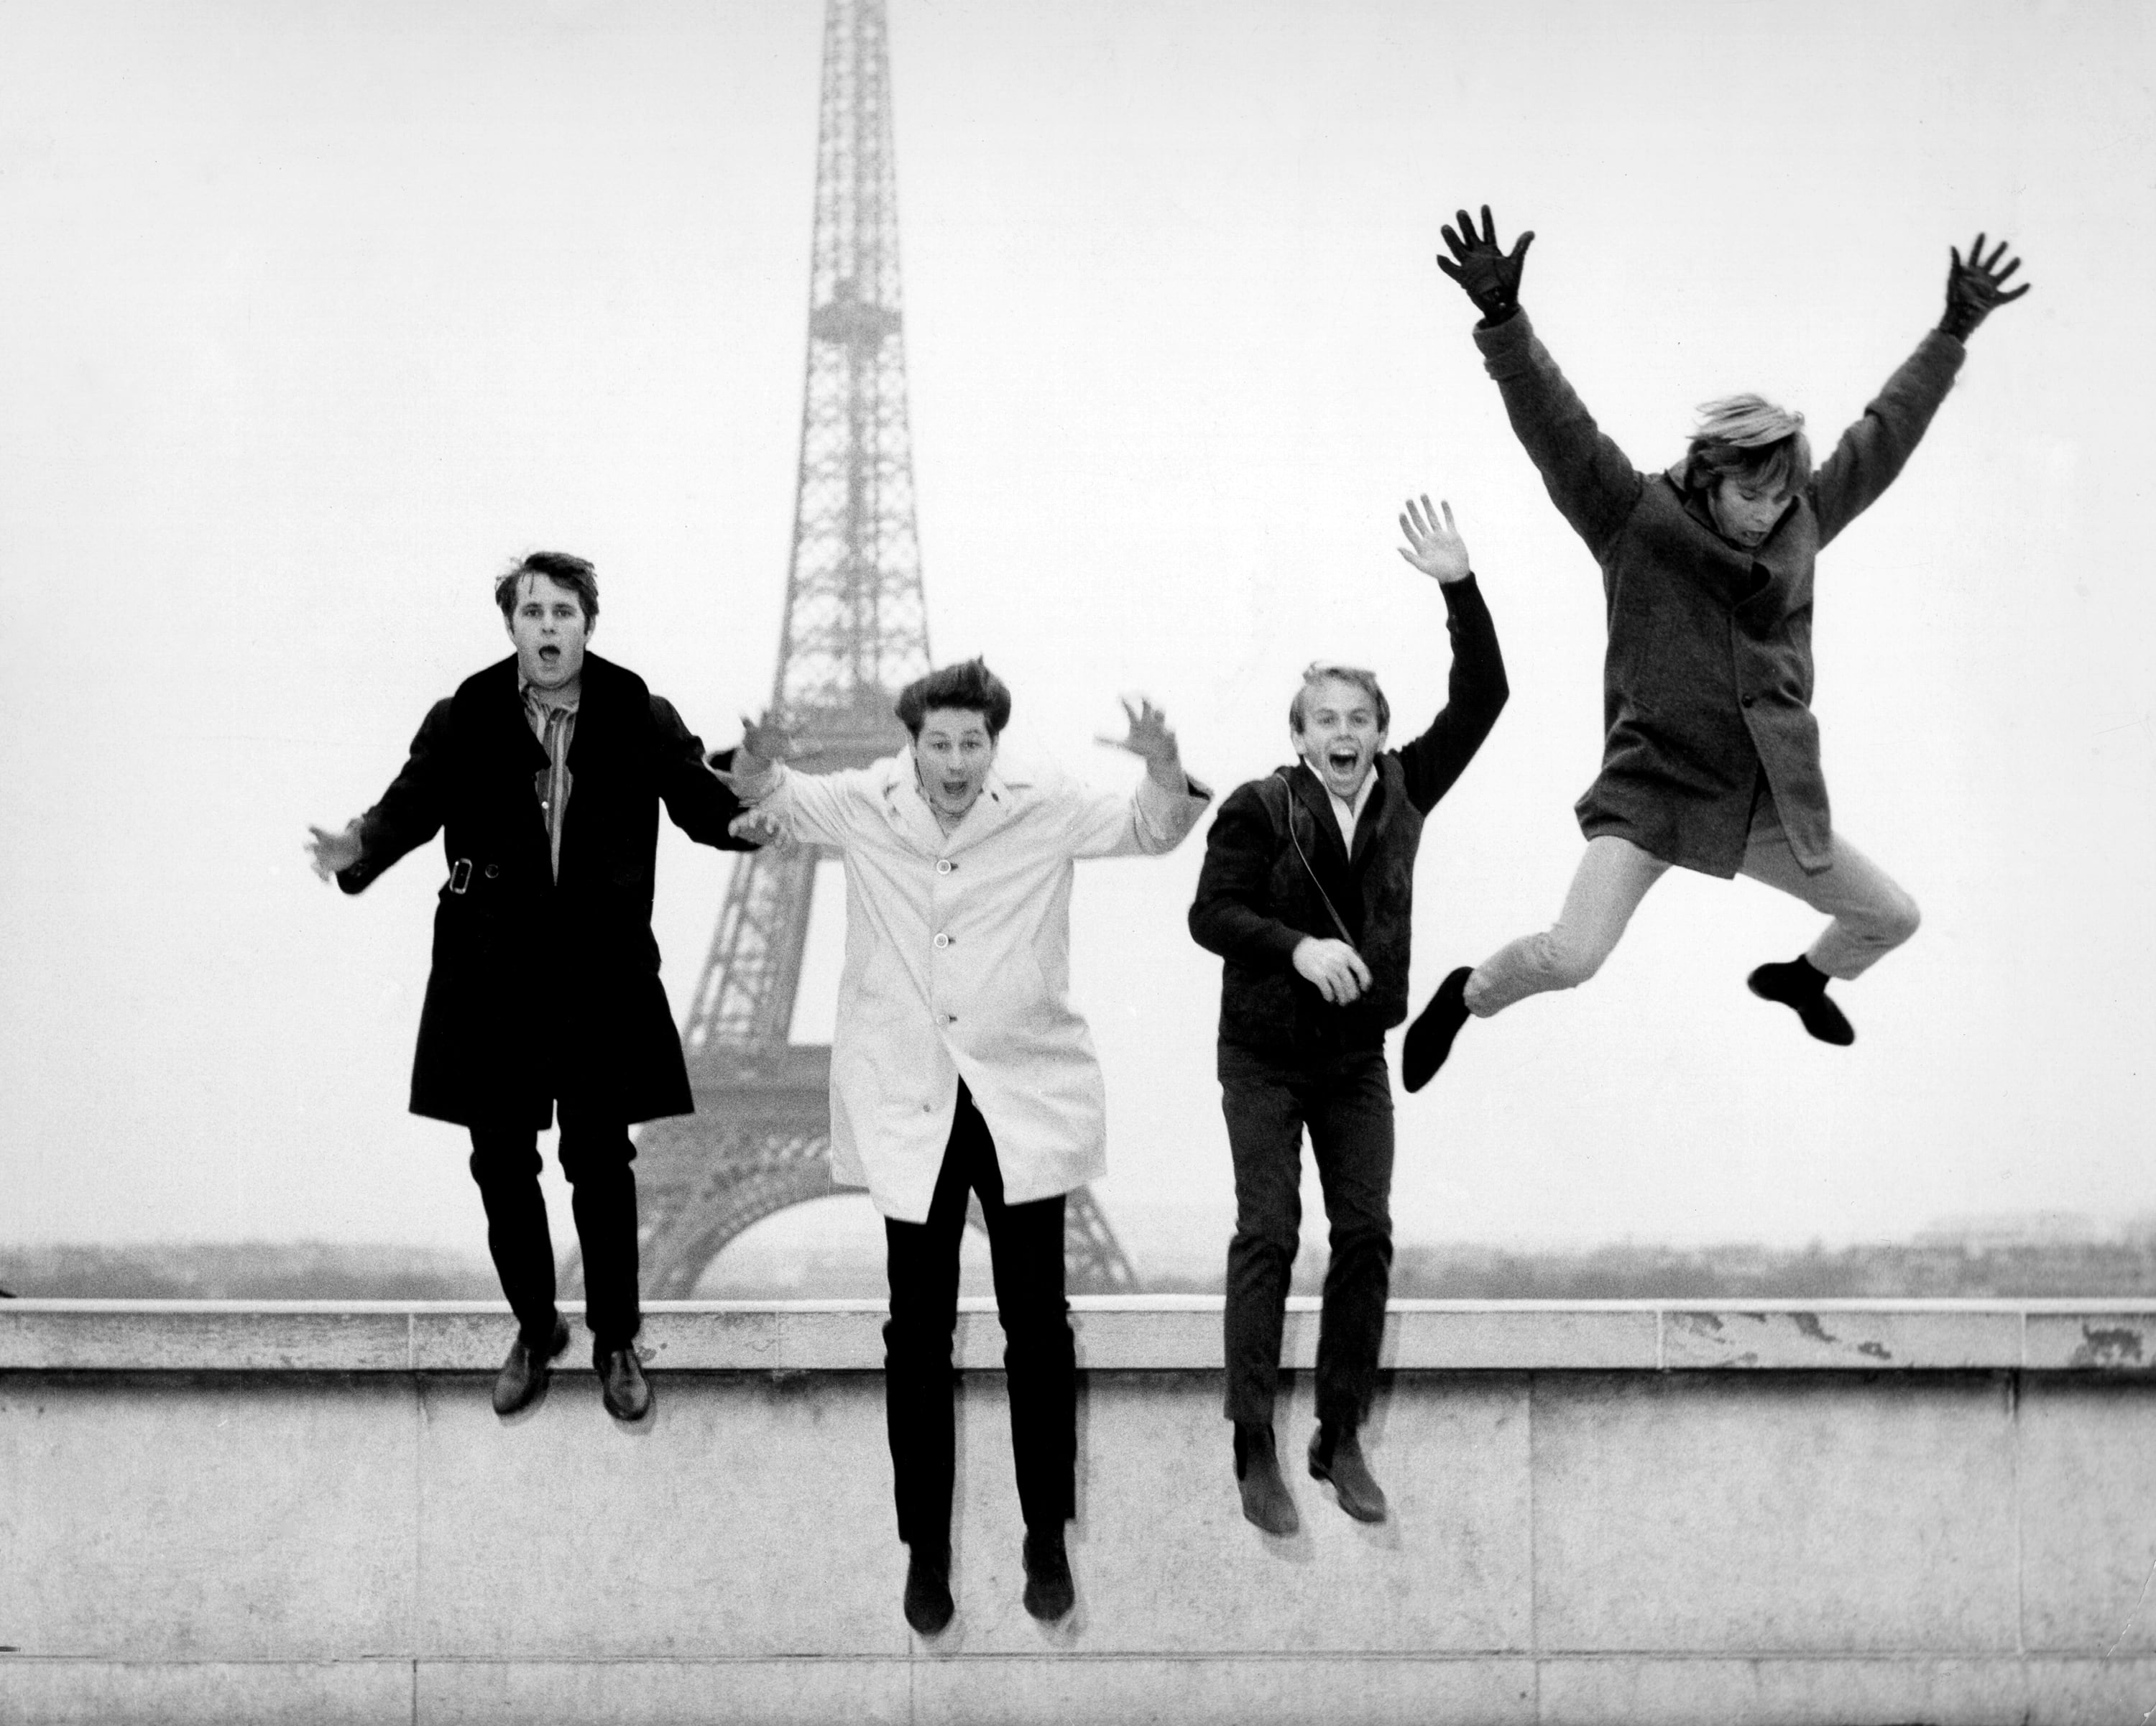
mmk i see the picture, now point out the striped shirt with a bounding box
[521,683,579,881]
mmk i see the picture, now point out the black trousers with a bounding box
[883,1080,1074,1550]
[467,1107,640,1353]
[1219,1041,1394,1431]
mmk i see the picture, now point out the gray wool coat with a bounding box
[1474,308,1964,877]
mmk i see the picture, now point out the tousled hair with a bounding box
[895,657,1013,739]
[1289,663,1389,735]
[1680,394,1812,496]
[494,551,599,626]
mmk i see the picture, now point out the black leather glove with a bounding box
[1939,233,2029,341]
[1437,205,1534,324]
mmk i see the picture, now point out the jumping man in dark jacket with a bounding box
[1404,208,2030,1087]
[1189,496,1506,1533]
[306,552,758,1423]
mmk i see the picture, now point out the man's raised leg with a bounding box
[1408,836,1669,1089]
[1740,816,1921,1046]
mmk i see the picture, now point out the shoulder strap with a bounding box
[1266,769,1357,950]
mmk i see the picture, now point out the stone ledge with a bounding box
[7,1656,2156,1726]
[4,1298,2153,1375]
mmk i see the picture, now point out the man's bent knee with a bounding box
[1529,928,1610,992]
[1876,890,1922,950]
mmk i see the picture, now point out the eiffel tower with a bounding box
[632,0,1137,1298]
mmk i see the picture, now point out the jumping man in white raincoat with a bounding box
[725,657,1209,1636]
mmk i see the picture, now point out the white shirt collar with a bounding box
[1327,770,1376,847]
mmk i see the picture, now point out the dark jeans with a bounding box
[883,1080,1074,1551]
[468,1107,640,1354]
[1219,1040,1394,1432]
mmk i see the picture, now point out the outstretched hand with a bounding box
[717,712,810,793]
[305,821,362,882]
[1096,696,1184,788]
[1437,204,1533,322]
[1397,494,1471,583]
[728,807,792,848]
[1939,233,2029,341]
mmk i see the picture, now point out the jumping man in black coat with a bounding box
[1189,496,1506,1534]
[307,552,758,1423]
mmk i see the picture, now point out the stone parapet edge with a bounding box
[2,1298,2153,1375]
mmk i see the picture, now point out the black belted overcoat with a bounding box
[337,652,754,1127]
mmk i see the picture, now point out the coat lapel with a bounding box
[877,753,946,855]
[1286,763,1350,869]
[949,760,1031,852]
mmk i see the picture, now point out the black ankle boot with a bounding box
[1233,1421,1299,1536]
[903,1541,954,1635]
[1021,1524,1074,1622]
[1403,966,1475,1091]
[1747,955,1854,1046]
[1308,1422,1388,1523]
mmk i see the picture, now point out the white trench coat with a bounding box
[751,749,1210,1222]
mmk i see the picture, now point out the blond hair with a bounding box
[1680,394,1812,495]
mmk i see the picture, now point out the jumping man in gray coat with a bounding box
[1403,208,2028,1089]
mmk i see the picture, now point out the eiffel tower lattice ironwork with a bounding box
[632,0,1137,1299]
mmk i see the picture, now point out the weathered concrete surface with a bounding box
[2,1299,2154,1725]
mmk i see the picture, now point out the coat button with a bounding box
[933,932,950,949]
[1740,695,1756,709]
[936,858,953,874]
[483,864,499,880]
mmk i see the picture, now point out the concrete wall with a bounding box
[4,1298,2156,1725]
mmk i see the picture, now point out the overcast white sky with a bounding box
[1,0,2149,1266]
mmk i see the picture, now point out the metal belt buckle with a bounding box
[449,857,473,895]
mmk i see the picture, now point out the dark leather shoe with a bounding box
[1308,1425,1388,1523]
[596,1344,653,1423]
[1402,966,1475,1092]
[1021,1525,1075,1622]
[903,1543,954,1635]
[492,1318,569,1417]
[1233,1422,1299,1536]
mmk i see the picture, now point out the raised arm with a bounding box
[1391,495,1508,813]
[1062,698,1212,859]
[714,713,858,850]
[1439,207,1643,555]
[1812,235,2024,547]
[313,699,454,893]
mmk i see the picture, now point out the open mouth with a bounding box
[1326,745,1360,775]
[538,645,561,662]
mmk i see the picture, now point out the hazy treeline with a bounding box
[0,1242,500,1301]
[6,1237,2156,1301]
[1384,1239,2156,1301]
